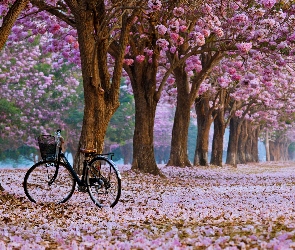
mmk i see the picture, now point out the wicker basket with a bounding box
[37,135,57,160]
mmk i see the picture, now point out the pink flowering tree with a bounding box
[0,38,81,156]
[151,0,295,167]
[1,0,142,173]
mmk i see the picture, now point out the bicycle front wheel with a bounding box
[86,157,121,208]
[23,161,76,204]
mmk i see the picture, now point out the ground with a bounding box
[1,162,295,249]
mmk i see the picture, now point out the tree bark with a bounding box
[210,89,228,167]
[226,116,242,167]
[0,0,30,50]
[251,126,259,162]
[265,128,270,161]
[69,2,135,173]
[131,87,160,174]
[194,93,214,166]
[124,50,161,175]
[237,120,248,164]
[245,122,253,162]
[210,110,226,166]
[121,143,132,165]
[167,66,192,167]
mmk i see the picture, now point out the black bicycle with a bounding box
[23,130,121,208]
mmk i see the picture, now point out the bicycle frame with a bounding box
[55,148,87,187]
[54,147,120,188]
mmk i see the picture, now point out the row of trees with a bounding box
[1,0,295,189]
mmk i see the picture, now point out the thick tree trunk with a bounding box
[210,112,226,167]
[265,129,270,161]
[226,116,242,167]
[167,67,192,167]
[128,61,161,175]
[251,126,259,162]
[194,93,213,166]
[210,89,228,167]
[269,141,279,161]
[245,123,253,162]
[237,120,248,164]
[121,144,132,165]
[71,3,133,173]
[132,94,161,174]
[0,0,30,49]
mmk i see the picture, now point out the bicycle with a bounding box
[23,130,121,208]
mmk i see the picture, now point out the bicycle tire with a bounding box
[86,157,121,208]
[23,161,76,204]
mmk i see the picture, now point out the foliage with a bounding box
[106,85,135,147]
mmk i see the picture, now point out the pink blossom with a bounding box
[167,77,175,85]
[202,29,211,37]
[173,7,184,17]
[123,59,134,65]
[156,39,169,51]
[233,13,249,23]
[236,42,252,54]
[235,110,243,118]
[213,28,224,38]
[170,33,179,43]
[189,32,205,46]
[135,55,145,63]
[144,48,153,57]
[260,0,277,9]
[156,24,167,35]
[65,35,75,44]
[179,25,187,32]
[170,46,177,54]
[148,0,162,11]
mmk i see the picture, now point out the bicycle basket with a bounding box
[37,135,57,161]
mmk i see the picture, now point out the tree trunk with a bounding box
[0,0,30,50]
[237,120,248,164]
[269,141,279,161]
[121,143,132,165]
[226,116,242,167]
[210,111,226,167]
[132,96,160,174]
[127,60,161,175]
[194,93,213,166]
[251,126,259,162]
[265,128,270,161]
[167,67,192,167]
[245,122,253,162]
[71,3,134,173]
[210,89,228,167]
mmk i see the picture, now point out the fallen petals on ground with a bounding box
[1,162,295,249]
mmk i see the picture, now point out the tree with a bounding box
[0,0,30,49]
[1,0,142,173]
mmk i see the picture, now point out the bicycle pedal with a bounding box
[78,186,88,193]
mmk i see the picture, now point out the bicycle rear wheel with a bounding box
[23,161,76,204]
[86,157,121,208]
